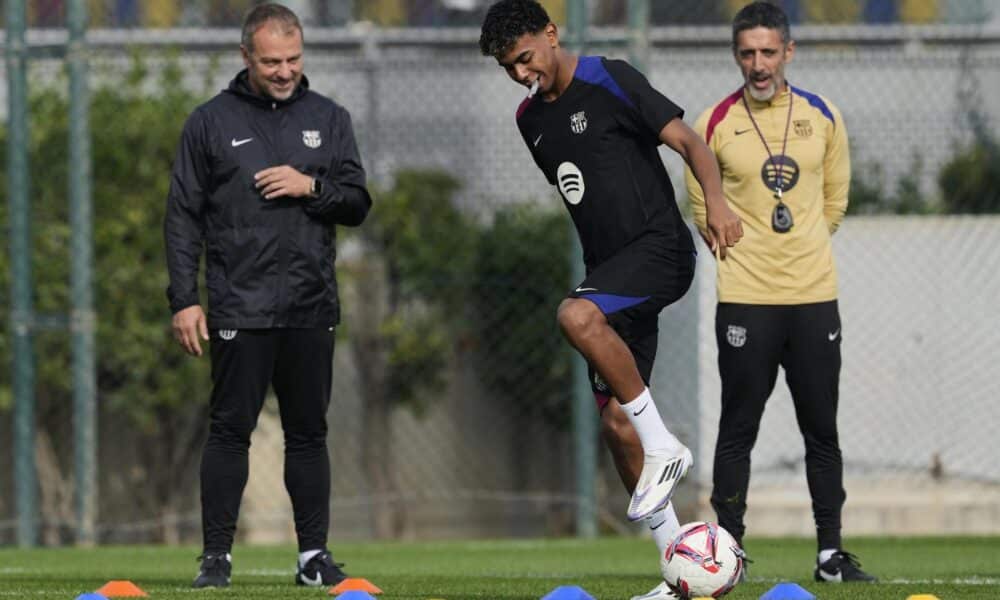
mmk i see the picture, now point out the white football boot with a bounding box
[627,447,694,521]
[631,581,680,600]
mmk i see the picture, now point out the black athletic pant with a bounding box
[710,301,846,552]
[201,327,334,554]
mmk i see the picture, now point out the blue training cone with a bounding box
[759,582,816,600]
[541,585,596,600]
[335,592,377,600]
[74,595,109,600]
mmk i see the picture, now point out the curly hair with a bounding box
[479,0,551,59]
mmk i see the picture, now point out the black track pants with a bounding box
[201,327,334,553]
[710,301,846,551]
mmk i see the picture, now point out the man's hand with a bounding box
[703,195,744,259]
[172,305,209,357]
[254,166,313,199]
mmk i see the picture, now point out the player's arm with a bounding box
[660,118,743,258]
[683,113,710,246]
[601,58,742,255]
[165,109,210,356]
[823,102,850,234]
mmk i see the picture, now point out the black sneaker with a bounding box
[295,550,348,587]
[192,553,231,588]
[814,550,877,583]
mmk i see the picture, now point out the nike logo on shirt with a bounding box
[231,137,253,147]
[828,328,840,341]
[735,129,752,135]
[533,134,543,147]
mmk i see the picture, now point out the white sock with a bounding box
[623,387,684,455]
[818,548,837,563]
[646,503,681,557]
[299,549,322,568]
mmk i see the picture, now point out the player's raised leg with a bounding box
[558,297,692,521]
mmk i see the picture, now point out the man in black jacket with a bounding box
[164,3,371,589]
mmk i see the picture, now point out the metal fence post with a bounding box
[6,0,37,548]
[68,0,98,546]
[565,0,597,540]
[627,0,650,72]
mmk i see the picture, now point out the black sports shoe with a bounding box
[295,550,348,587]
[192,553,231,588]
[814,550,877,583]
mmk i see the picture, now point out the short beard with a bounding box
[747,79,777,102]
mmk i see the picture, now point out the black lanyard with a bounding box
[742,89,794,200]
[742,89,795,232]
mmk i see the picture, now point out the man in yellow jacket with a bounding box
[686,1,876,584]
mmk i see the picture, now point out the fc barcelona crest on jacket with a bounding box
[302,130,322,148]
[570,111,588,134]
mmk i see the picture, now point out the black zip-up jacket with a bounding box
[165,71,371,328]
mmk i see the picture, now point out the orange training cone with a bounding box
[95,581,148,597]
[329,577,383,595]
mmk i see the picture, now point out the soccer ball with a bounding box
[660,521,743,598]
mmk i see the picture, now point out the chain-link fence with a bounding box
[6,0,1000,28]
[2,1,1000,545]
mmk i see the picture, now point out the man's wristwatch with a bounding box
[309,177,323,198]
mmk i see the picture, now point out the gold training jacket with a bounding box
[685,85,850,305]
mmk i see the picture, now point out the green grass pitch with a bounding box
[1,536,998,599]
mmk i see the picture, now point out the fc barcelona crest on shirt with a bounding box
[726,325,747,348]
[570,111,588,134]
[302,130,322,148]
[794,119,813,138]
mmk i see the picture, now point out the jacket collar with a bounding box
[225,69,310,107]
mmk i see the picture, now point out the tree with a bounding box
[848,152,936,215]
[341,169,478,538]
[470,204,573,428]
[0,55,214,543]
[938,141,1000,214]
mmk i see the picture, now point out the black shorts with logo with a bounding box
[568,233,696,398]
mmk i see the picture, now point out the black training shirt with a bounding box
[516,56,693,268]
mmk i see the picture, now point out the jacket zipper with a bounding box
[273,100,290,326]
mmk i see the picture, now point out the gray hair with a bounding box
[241,3,303,53]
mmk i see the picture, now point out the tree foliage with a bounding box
[0,55,213,542]
[938,140,1000,214]
[0,56,211,421]
[353,171,573,418]
[355,170,479,413]
[470,204,573,427]
[848,153,936,216]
